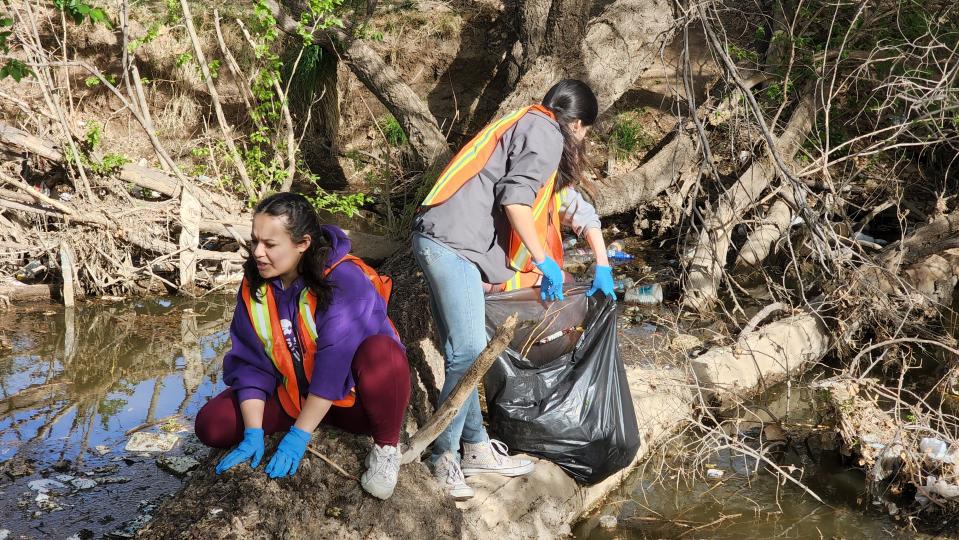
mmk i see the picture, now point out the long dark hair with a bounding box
[243,192,333,309]
[541,79,598,190]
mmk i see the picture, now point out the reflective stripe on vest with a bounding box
[241,277,356,420]
[422,105,565,284]
[502,188,571,291]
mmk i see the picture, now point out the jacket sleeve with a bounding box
[495,115,564,207]
[557,187,602,236]
[307,265,382,401]
[222,289,279,403]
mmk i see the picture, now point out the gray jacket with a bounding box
[415,109,600,283]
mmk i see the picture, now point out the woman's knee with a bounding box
[194,392,241,448]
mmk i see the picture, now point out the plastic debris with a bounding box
[919,437,957,464]
[71,477,97,490]
[157,455,200,476]
[28,478,66,493]
[15,260,45,281]
[706,468,724,479]
[624,284,663,305]
[125,432,178,453]
[598,515,618,529]
[613,278,635,293]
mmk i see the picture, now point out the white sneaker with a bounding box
[361,444,401,500]
[460,439,534,477]
[432,452,474,500]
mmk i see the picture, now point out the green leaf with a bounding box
[0,17,14,27]
[0,60,32,82]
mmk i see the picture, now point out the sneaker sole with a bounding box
[361,473,397,500]
[461,462,534,477]
[449,489,475,501]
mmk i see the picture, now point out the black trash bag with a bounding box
[483,286,640,484]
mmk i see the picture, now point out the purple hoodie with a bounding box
[222,225,402,404]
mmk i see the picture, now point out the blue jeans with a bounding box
[412,234,489,461]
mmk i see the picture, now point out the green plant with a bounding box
[381,114,407,146]
[83,121,103,150]
[128,22,161,53]
[728,44,759,62]
[609,114,652,157]
[175,51,193,67]
[0,17,31,82]
[55,0,111,27]
[232,0,344,202]
[307,191,369,218]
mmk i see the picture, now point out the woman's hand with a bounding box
[215,427,265,474]
[534,257,565,301]
[587,265,615,297]
[264,426,311,478]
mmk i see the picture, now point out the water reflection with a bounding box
[0,297,232,467]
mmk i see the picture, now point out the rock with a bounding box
[157,456,200,476]
[706,468,724,479]
[125,432,178,453]
[55,474,76,482]
[598,514,617,529]
[71,478,97,490]
[0,529,9,540]
[93,465,120,474]
[99,476,132,484]
[93,445,111,456]
[1,457,36,478]
[28,478,67,493]
[669,333,703,351]
[52,459,72,472]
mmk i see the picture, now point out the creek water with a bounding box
[0,294,932,539]
[0,297,233,539]
[574,378,916,539]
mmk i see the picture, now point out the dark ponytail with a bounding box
[541,79,598,191]
[243,192,333,310]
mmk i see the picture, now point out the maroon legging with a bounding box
[195,334,410,447]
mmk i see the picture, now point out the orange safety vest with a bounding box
[421,105,565,290]
[240,254,396,419]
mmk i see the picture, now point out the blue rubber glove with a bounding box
[587,265,615,297]
[264,426,311,479]
[215,427,264,474]
[534,256,565,301]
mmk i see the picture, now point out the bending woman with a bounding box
[413,79,615,500]
[195,192,410,500]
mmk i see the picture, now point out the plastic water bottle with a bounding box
[624,283,663,305]
[607,240,625,252]
[607,250,635,264]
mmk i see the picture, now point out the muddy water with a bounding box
[0,297,233,539]
[575,380,912,539]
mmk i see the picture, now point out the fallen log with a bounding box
[682,93,816,311]
[0,278,52,303]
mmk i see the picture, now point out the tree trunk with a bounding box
[268,0,450,171]
[588,130,697,217]
[496,0,676,117]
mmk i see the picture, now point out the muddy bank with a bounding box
[138,430,461,539]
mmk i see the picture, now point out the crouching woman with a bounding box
[194,192,410,500]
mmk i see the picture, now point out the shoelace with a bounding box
[489,439,512,465]
[370,447,399,479]
[444,458,466,486]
